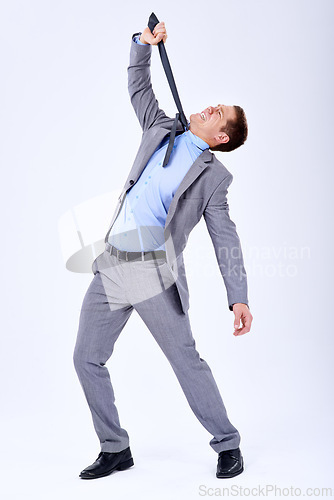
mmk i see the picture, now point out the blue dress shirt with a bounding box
[108,36,209,252]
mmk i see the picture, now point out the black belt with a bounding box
[105,242,166,262]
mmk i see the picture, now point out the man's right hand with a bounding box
[139,22,167,45]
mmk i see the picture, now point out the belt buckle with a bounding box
[141,251,145,262]
[125,251,129,262]
[116,248,119,259]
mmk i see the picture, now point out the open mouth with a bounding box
[200,112,206,121]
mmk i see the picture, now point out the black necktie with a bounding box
[147,12,188,167]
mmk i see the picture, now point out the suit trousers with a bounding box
[73,248,241,454]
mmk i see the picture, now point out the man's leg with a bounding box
[73,271,133,453]
[133,282,240,453]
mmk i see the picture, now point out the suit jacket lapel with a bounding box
[131,128,168,184]
[129,123,183,187]
[165,148,212,229]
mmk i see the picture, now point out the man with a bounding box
[73,20,253,480]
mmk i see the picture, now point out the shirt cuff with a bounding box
[134,33,147,46]
[229,303,249,311]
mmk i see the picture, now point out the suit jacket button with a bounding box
[129,179,134,185]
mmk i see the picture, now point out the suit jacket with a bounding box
[104,35,249,314]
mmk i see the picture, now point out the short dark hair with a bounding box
[210,105,248,153]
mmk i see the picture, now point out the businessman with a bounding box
[73,20,253,480]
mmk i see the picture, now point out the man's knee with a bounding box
[73,344,109,374]
[73,347,85,374]
[166,343,204,371]
[73,347,95,373]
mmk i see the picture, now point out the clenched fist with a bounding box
[139,21,167,45]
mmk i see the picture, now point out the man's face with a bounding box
[189,104,236,148]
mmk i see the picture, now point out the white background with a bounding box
[0,0,333,498]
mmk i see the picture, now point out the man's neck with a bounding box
[188,126,211,149]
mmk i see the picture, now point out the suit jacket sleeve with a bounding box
[128,33,170,131]
[203,174,249,311]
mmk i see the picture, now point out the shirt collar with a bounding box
[185,126,210,151]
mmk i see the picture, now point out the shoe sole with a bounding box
[216,466,244,479]
[79,457,134,479]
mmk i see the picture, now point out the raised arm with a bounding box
[128,22,170,131]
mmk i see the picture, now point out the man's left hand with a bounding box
[233,303,253,336]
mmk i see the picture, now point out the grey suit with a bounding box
[104,35,248,314]
[73,35,249,456]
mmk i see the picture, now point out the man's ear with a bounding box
[216,132,230,145]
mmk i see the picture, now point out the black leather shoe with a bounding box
[216,447,244,478]
[79,447,134,479]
